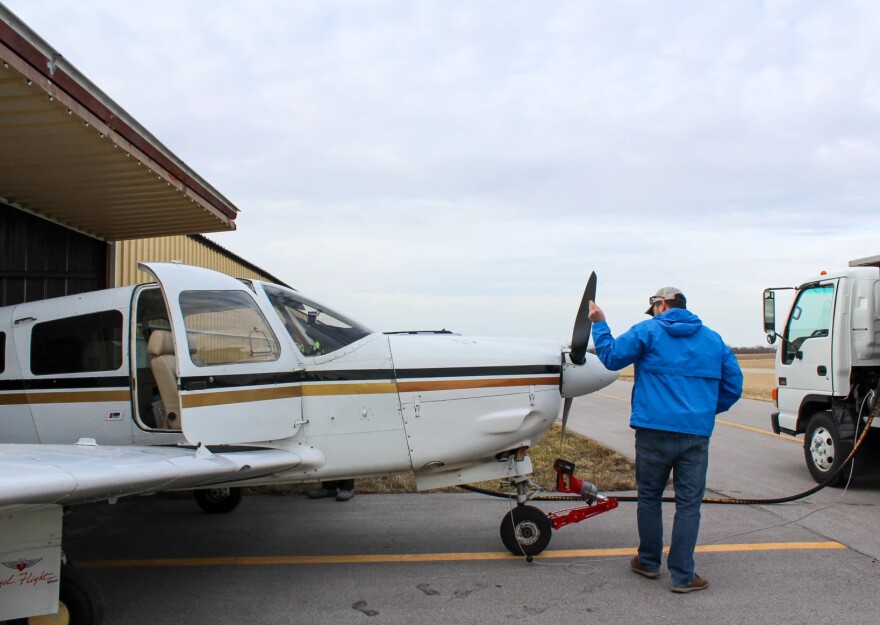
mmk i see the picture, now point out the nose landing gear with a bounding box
[499,458,618,557]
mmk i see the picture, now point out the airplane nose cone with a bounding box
[560,352,618,398]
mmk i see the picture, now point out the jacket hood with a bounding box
[654,308,702,337]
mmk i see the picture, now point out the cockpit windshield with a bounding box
[262,284,373,356]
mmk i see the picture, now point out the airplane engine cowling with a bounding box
[560,353,618,398]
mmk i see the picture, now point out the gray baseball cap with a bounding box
[646,286,686,316]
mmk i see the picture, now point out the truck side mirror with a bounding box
[763,290,777,344]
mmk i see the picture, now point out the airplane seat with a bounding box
[148,330,182,430]
[187,334,206,367]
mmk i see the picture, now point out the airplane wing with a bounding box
[0,441,323,621]
[0,442,321,508]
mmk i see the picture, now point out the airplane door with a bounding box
[140,262,301,446]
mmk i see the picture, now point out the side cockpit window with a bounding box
[0,332,5,373]
[262,284,372,356]
[31,310,123,375]
[179,290,280,366]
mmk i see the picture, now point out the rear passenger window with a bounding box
[31,310,123,375]
[0,332,5,373]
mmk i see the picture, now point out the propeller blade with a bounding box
[569,271,597,365]
[560,397,574,443]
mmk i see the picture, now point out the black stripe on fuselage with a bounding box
[181,365,560,391]
[0,365,561,393]
[0,376,130,391]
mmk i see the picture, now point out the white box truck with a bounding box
[762,255,880,485]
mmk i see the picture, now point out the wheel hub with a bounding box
[809,426,835,472]
[204,488,231,503]
[29,601,70,624]
[515,520,541,546]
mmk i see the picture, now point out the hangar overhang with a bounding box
[0,6,238,241]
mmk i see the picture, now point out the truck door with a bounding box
[141,262,302,446]
[776,281,836,429]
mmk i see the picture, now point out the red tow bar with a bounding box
[548,458,618,530]
[547,497,619,530]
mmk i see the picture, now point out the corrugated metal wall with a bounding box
[115,236,280,286]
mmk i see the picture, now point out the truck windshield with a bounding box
[782,284,833,364]
[262,284,373,356]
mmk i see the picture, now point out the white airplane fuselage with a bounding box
[0,263,617,490]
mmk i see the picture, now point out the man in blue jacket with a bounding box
[588,287,742,593]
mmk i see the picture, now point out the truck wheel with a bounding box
[804,412,853,487]
[194,487,243,513]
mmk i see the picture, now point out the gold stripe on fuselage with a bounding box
[0,376,560,409]
[0,390,130,405]
[397,376,560,393]
[181,376,561,408]
[181,382,400,408]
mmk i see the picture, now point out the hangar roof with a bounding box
[0,5,238,241]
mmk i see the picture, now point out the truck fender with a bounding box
[796,395,832,434]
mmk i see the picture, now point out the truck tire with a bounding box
[804,411,854,487]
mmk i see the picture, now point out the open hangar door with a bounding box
[0,201,108,307]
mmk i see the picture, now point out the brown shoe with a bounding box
[630,555,660,579]
[671,574,708,593]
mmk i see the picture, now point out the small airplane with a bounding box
[0,262,616,623]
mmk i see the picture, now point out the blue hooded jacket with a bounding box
[591,308,743,437]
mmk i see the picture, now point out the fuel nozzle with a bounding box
[553,458,600,502]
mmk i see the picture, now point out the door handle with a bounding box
[817,366,827,376]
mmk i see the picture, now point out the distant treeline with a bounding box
[731,345,775,354]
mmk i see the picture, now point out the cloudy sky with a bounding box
[6,1,880,346]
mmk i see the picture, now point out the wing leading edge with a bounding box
[0,442,322,508]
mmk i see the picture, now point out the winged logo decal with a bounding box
[2,558,43,572]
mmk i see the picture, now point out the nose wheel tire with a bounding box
[194,487,244,513]
[804,412,853,487]
[500,505,552,556]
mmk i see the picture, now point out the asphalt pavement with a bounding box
[63,381,879,625]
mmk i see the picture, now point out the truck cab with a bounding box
[763,257,880,485]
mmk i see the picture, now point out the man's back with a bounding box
[592,309,742,436]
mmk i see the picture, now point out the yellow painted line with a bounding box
[595,391,628,402]
[77,541,844,569]
[715,419,798,442]
[593,392,797,442]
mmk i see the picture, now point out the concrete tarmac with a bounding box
[63,382,879,624]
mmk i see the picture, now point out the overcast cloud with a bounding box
[6,0,880,346]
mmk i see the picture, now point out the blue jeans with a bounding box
[634,428,709,587]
